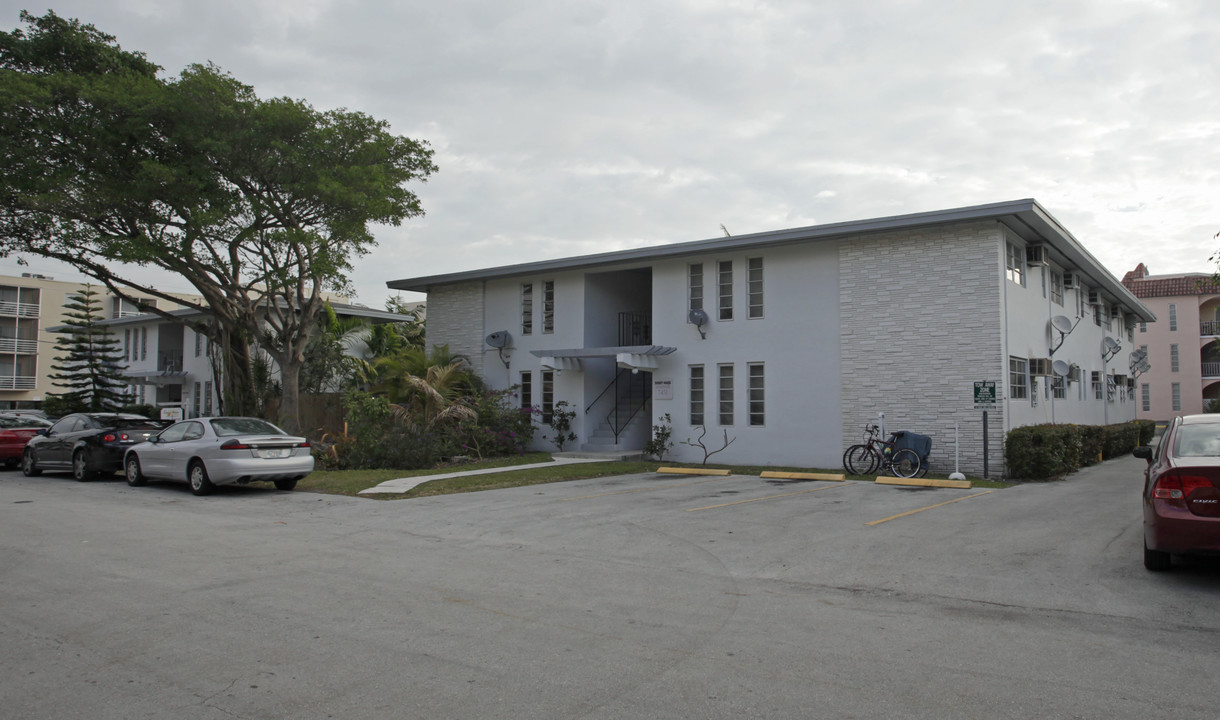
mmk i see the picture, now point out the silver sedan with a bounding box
[124,417,315,495]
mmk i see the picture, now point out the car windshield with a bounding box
[210,418,285,437]
[1175,424,1220,457]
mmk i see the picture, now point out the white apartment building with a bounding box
[388,199,1154,477]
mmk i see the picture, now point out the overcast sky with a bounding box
[3,0,1217,306]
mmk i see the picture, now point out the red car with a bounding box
[0,414,53,469]
[1135,414,1220,571]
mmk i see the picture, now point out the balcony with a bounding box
[0,337,38,354]
[1203,320,1220,337]
[0,375,36,390]
[1205,362,1220,379]
[0,300,39,318]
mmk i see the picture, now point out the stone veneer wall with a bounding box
[425,282,487,376]
[839,221,1005,477]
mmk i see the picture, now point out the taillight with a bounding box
[296,440,311,448]
[1153,472,1214,500]
[103,433,116,442]
[220,439,251,450]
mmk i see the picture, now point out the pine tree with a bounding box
[46,287,130,412]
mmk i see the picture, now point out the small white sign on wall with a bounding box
[653,379,673,401]
[161,407,184,421]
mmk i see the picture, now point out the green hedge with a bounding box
[1005,420,1155,480]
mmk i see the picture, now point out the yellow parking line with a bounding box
[560,476,730,501]
[686,483,849,512]
[865,490,994,526]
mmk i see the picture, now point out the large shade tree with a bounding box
[0,11,436,431]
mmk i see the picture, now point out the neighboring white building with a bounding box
[1122,264,1220,419]
[99,302,407,418]
[389,199,1154,477]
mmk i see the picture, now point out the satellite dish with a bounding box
[1052,360,1071,377]
[1102,337,1120,353]
[485,331,513,349]
[1050,315,1074,334]
[688,308,709,339]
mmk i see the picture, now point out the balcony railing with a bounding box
[618,312,651,346]
[1204,362,1220,379]
[0,375,36,390]
[1203,320,1220,337]
[0,300,39,317]
[0,337,38,354]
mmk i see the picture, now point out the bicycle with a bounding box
[842,423,921,478]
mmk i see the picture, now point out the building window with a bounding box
[1093,302,1102,327]
[688,264,703,313]
[541,370,554,424]
[1172,382,1181,412]
[1171,344,1180,372]
[124,329,131,362]
[718,261,733,321]
[1052,375,1066,399]
[520,371,532,411]
[194,331,202,357]
[140,327,147,360]
[747,258,763,319]
[1169,303,1177,331]
[1141,383,1150,412]
[1050,270,1064,306]
[1005,243,1025,286]
[1104,305,1113,332]
[718,364,734,425]
[1092,371,1103,400]
[521,283,533,335]
[1139,321,1146,333]
[203,380,213,415]
[689,365,705,426]
[748,363,765,426]
[542,280,554,334]
[193,382,202,417]
[1009,357,1028,400]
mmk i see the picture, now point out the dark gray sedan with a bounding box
[123,417,314,496]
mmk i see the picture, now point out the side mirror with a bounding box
[36,428,49,437]
[1132,446,1153,461]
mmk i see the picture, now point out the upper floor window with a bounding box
[1139,321,1147,333]
[718,261,733,321]
[542,281,555,334]
[1172,382,1181,412]
[1141,383,1150,412]
[1169,303,1178,331]
[688,264,703,313]
[1171,344,1180,372]
[1005,243,1025,286]
[520,283,533,335]
[1049,270,1064,306]
[747,258,764,319]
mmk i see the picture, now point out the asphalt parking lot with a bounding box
[3,454,1219,719]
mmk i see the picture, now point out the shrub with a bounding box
[456,388,537,459]
[1005,420,1157,480]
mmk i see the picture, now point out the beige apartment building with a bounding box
[0,272,195,411]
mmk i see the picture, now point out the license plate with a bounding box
[258,448,291,459]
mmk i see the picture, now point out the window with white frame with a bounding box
[1141,383,1150,412]
[542,280,554,334]
[1171,344,1180,372]
[1172,382,1181,411]
[718,261,733,321]
[1052,375,1066,399]
[195,331,202,357]
[689,365,705,426]
[124,329,131,361]
[1009,357,1028,400]
[1050,269,1064,306]
[140,327,147,360]
[541,370,554,424]
[1006,243,1025,286]
[520,283,533,335]
[718,364,734,425]
[747,258,763,319]
[1139,321,1146,333]
[1169,303,1178,331]
[688,264,704,313]
[748,363,765,426]
[519,371,532,411]
[203,380,213,415]
[1092,371,1103,400]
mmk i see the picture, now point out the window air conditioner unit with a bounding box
[1025,245,1049,265]
[1062,272,1080,289]
[1087,289,1101,305]
[1029,358,1052,376]
[1068,365,1082,382]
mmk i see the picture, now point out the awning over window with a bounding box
[121,369,189,386]
[530,345,676,372]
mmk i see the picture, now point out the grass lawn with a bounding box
[296,454,1012,500]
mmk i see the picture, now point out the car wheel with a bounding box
[72,450,96,482]
[21,449,41,477]
[188,460,215,496]
[125,455,147,487]
[1144,541,1171,572]
[274,478,298,491]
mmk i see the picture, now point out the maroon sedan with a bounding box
[1135,414,1220,571]
[0,414,52,469]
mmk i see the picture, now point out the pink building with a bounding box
[1122,264,1220,418]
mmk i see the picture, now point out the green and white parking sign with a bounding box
[973,381,997,409]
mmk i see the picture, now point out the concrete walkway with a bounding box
[358,455,614,495]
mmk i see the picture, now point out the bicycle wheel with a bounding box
[890,448,921,478]
[843,444,878,475]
